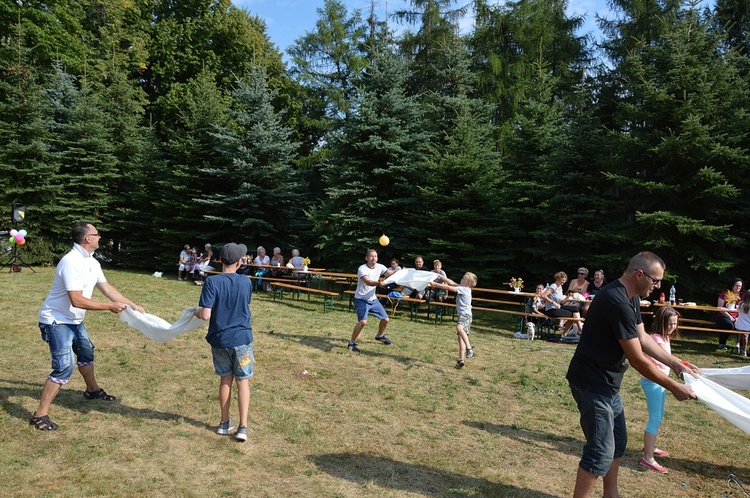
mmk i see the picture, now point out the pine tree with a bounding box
[312,52,431,269]
[598,4,750,296]
[202,65,304,247]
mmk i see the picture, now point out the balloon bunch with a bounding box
[8,229,27,246]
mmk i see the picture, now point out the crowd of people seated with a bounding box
[177,243,307,286]
[524,267,608,340]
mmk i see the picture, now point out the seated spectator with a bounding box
[542,271,582,336]
[716,278,744,350]
[389,258,401,273]
[429,259,448,302]
[270,247,285,277]
[583,269,606,316]
[193,243,216,285]
[177,244,191,281]
[588,269,606,296]
[525,284,546,315]
[402,256,431,299]
[254,246,271,292]
[289,248,304,269]
[565,267,590,312]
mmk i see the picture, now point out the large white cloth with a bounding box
[684,373,750,435]
[120,306,207,342]
[382,269,438,292]
[701,365,750,390]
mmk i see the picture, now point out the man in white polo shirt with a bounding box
[30,222,145,431]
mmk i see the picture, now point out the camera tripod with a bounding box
[0,244,36,273]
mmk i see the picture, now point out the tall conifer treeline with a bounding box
[0,0,748,300]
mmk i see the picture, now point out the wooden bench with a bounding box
[271,282,337,313]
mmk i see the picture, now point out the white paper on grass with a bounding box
[701,365,750,390]
[120,306,207,342]
[382,269,438,292]
[684,373,750,435]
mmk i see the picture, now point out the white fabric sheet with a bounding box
[684,373,750,435]
[120,306,207,342]
[701,365,750,390]
[382,269,438,292]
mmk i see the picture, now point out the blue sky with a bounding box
[234,0,614,55]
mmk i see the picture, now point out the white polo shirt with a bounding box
[38,243,106,325]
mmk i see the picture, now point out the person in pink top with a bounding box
[639,306,681,473]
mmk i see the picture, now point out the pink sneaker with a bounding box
[642,447,670,457]
[639,457,668,474]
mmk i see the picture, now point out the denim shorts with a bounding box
[569,382,627,476]
[39,322,95,384]
[211,343,254,380]
[354,298,388,321]
[457,313,472,335]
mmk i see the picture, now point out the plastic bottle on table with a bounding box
[669,285,676,305]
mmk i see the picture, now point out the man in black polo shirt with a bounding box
[566,251,698,498]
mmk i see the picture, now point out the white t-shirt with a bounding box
[254,255,270,266]
[355,263,387,302]
[39,243,106,324]
[736,304,750,331]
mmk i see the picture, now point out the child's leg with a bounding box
[641,378,667,462]
[456,324,470,360]
[236,378,250,428]
[219,374,234,422]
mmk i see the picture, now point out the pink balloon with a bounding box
[9,229,18,237]
[14,234,24,243]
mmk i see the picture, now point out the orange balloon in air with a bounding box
[379,234,390,246]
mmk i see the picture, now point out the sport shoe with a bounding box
[718,344,728,350]
[466,348,474,358]
[235,425,248,442]
[375,335,392,345]
[639,457,667,474]
[216,419,234,435]
[348,342,360,352]
[455,359,465,369]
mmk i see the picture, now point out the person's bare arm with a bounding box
[620,330,696,401]
[195,307,211,320]
[92,282,145,313]
[429,281,458,293]
[638,325,700,377]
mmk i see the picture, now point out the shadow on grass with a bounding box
[464,421,581,456]
[0,378,210,431]
[263,330,435,367]
[310,452,559,497]
[465,420,750,483]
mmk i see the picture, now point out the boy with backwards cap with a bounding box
[195,243,254,442]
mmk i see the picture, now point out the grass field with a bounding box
[1,268,749,497]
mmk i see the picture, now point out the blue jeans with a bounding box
[39,322,95,384]
[570,383,627,476]
[211,344,254,380]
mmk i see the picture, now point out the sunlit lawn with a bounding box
[1,268,748,497]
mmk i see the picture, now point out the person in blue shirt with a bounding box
[195,243,253,442]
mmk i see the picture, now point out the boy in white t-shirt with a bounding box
[428,272,478,369]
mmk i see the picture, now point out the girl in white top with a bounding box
[639,306,680,474]
[734,292,750,357]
